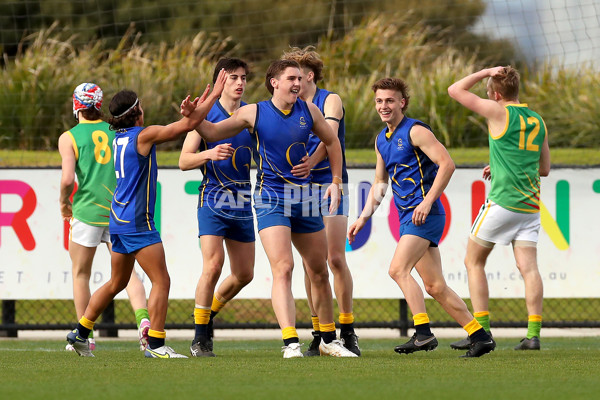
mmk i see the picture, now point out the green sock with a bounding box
[474,312,491,333]
[135,308,150,328]
[527,321,542,339]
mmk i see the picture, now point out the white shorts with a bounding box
[470,199,540,246]
[70,218,110,247]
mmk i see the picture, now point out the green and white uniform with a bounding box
[471,104,546,245]
[66,120,115,246]
[488,104,546,213]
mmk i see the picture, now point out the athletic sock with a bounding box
[464,318,489,341]
[148,329,166,349]
[311,316,320,332]
[339,312,355,335]
[77,316,95,339]
[474,311,491,333]
[319,322,336,344]
[194,306,211,342]
[413,313,432,336]
[134,308,150,328]
[282,326,299,346]
[527,315,542,339]
[211,294,227,313]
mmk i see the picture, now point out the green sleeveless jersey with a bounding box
[488,104,546,214]
[66,120,116,226]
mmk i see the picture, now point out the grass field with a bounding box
[1,337,599,399]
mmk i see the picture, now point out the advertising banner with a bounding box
[1,168,599,299]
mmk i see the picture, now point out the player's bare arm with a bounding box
[194,103,256,143]
[447,67,506,124]
[348,145,389,244]
[58,132,76,220]
[539,131,551,177]
[409,125,455,226]
[178,130,234,171]
[137,70,227,155]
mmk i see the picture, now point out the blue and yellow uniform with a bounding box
[196,100,255,242]
[109,126,161,253]
[376,116,445,245]
[252,99,323,233]
[308,88,349,216]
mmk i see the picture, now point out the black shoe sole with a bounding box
[394,343,438,354]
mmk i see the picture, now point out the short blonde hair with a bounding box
[489,66,520,101]
[282,46,324,83]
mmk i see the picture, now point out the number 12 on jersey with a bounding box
[518,115,540,152]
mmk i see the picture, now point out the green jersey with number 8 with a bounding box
[488,104,546,214]
[65,120,116,226]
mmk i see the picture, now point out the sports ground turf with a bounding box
[1,337,599,399]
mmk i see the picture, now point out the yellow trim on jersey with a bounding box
[85,221,109,226]
[210,164,234,193]
[78,119,103,124]
[102,184,114,196]
[490,107,510,140]
[110,207,130,223]
[145,156,152,230]
[503,205,540,213]
[473,201,492,236]
[66,131,79,161]
[255,130,265,196]
[413,150,427,199]
[91,202,110,211]
[490,104,530,140]
[281,110,291,115]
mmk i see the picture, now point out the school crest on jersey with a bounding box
[397,137,404,151]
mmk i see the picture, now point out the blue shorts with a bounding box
[255,198,324,233]
[399,214,445,247]
[111,231,162,254]
[197,206,255,242]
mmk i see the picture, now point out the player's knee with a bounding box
[388,266,409,282]
[424,281,446,298]
[234,270,254,286]
[327,252,346,272]
[202,263,224,283]
[307,265,329,285]
[272,262,294,281]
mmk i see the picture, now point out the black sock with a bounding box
[320,331,336,344]
[415,323,433,336]
[283,337,299,346]
[469,327,490,342]
[76,323,91,339]
[148,336,165,349]
[340,323,355,335]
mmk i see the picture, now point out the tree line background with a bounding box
[0,0,598,151]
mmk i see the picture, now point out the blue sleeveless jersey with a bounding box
[252,99,314,200]
[376,116,445,224]
[110,126,158,234]
[308,88,348,185]
[198,100,253,211]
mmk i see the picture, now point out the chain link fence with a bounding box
[2,297,599,338]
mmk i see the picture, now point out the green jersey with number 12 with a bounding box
[488,104,546,214]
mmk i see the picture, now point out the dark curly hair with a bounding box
[108,90,142,130]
